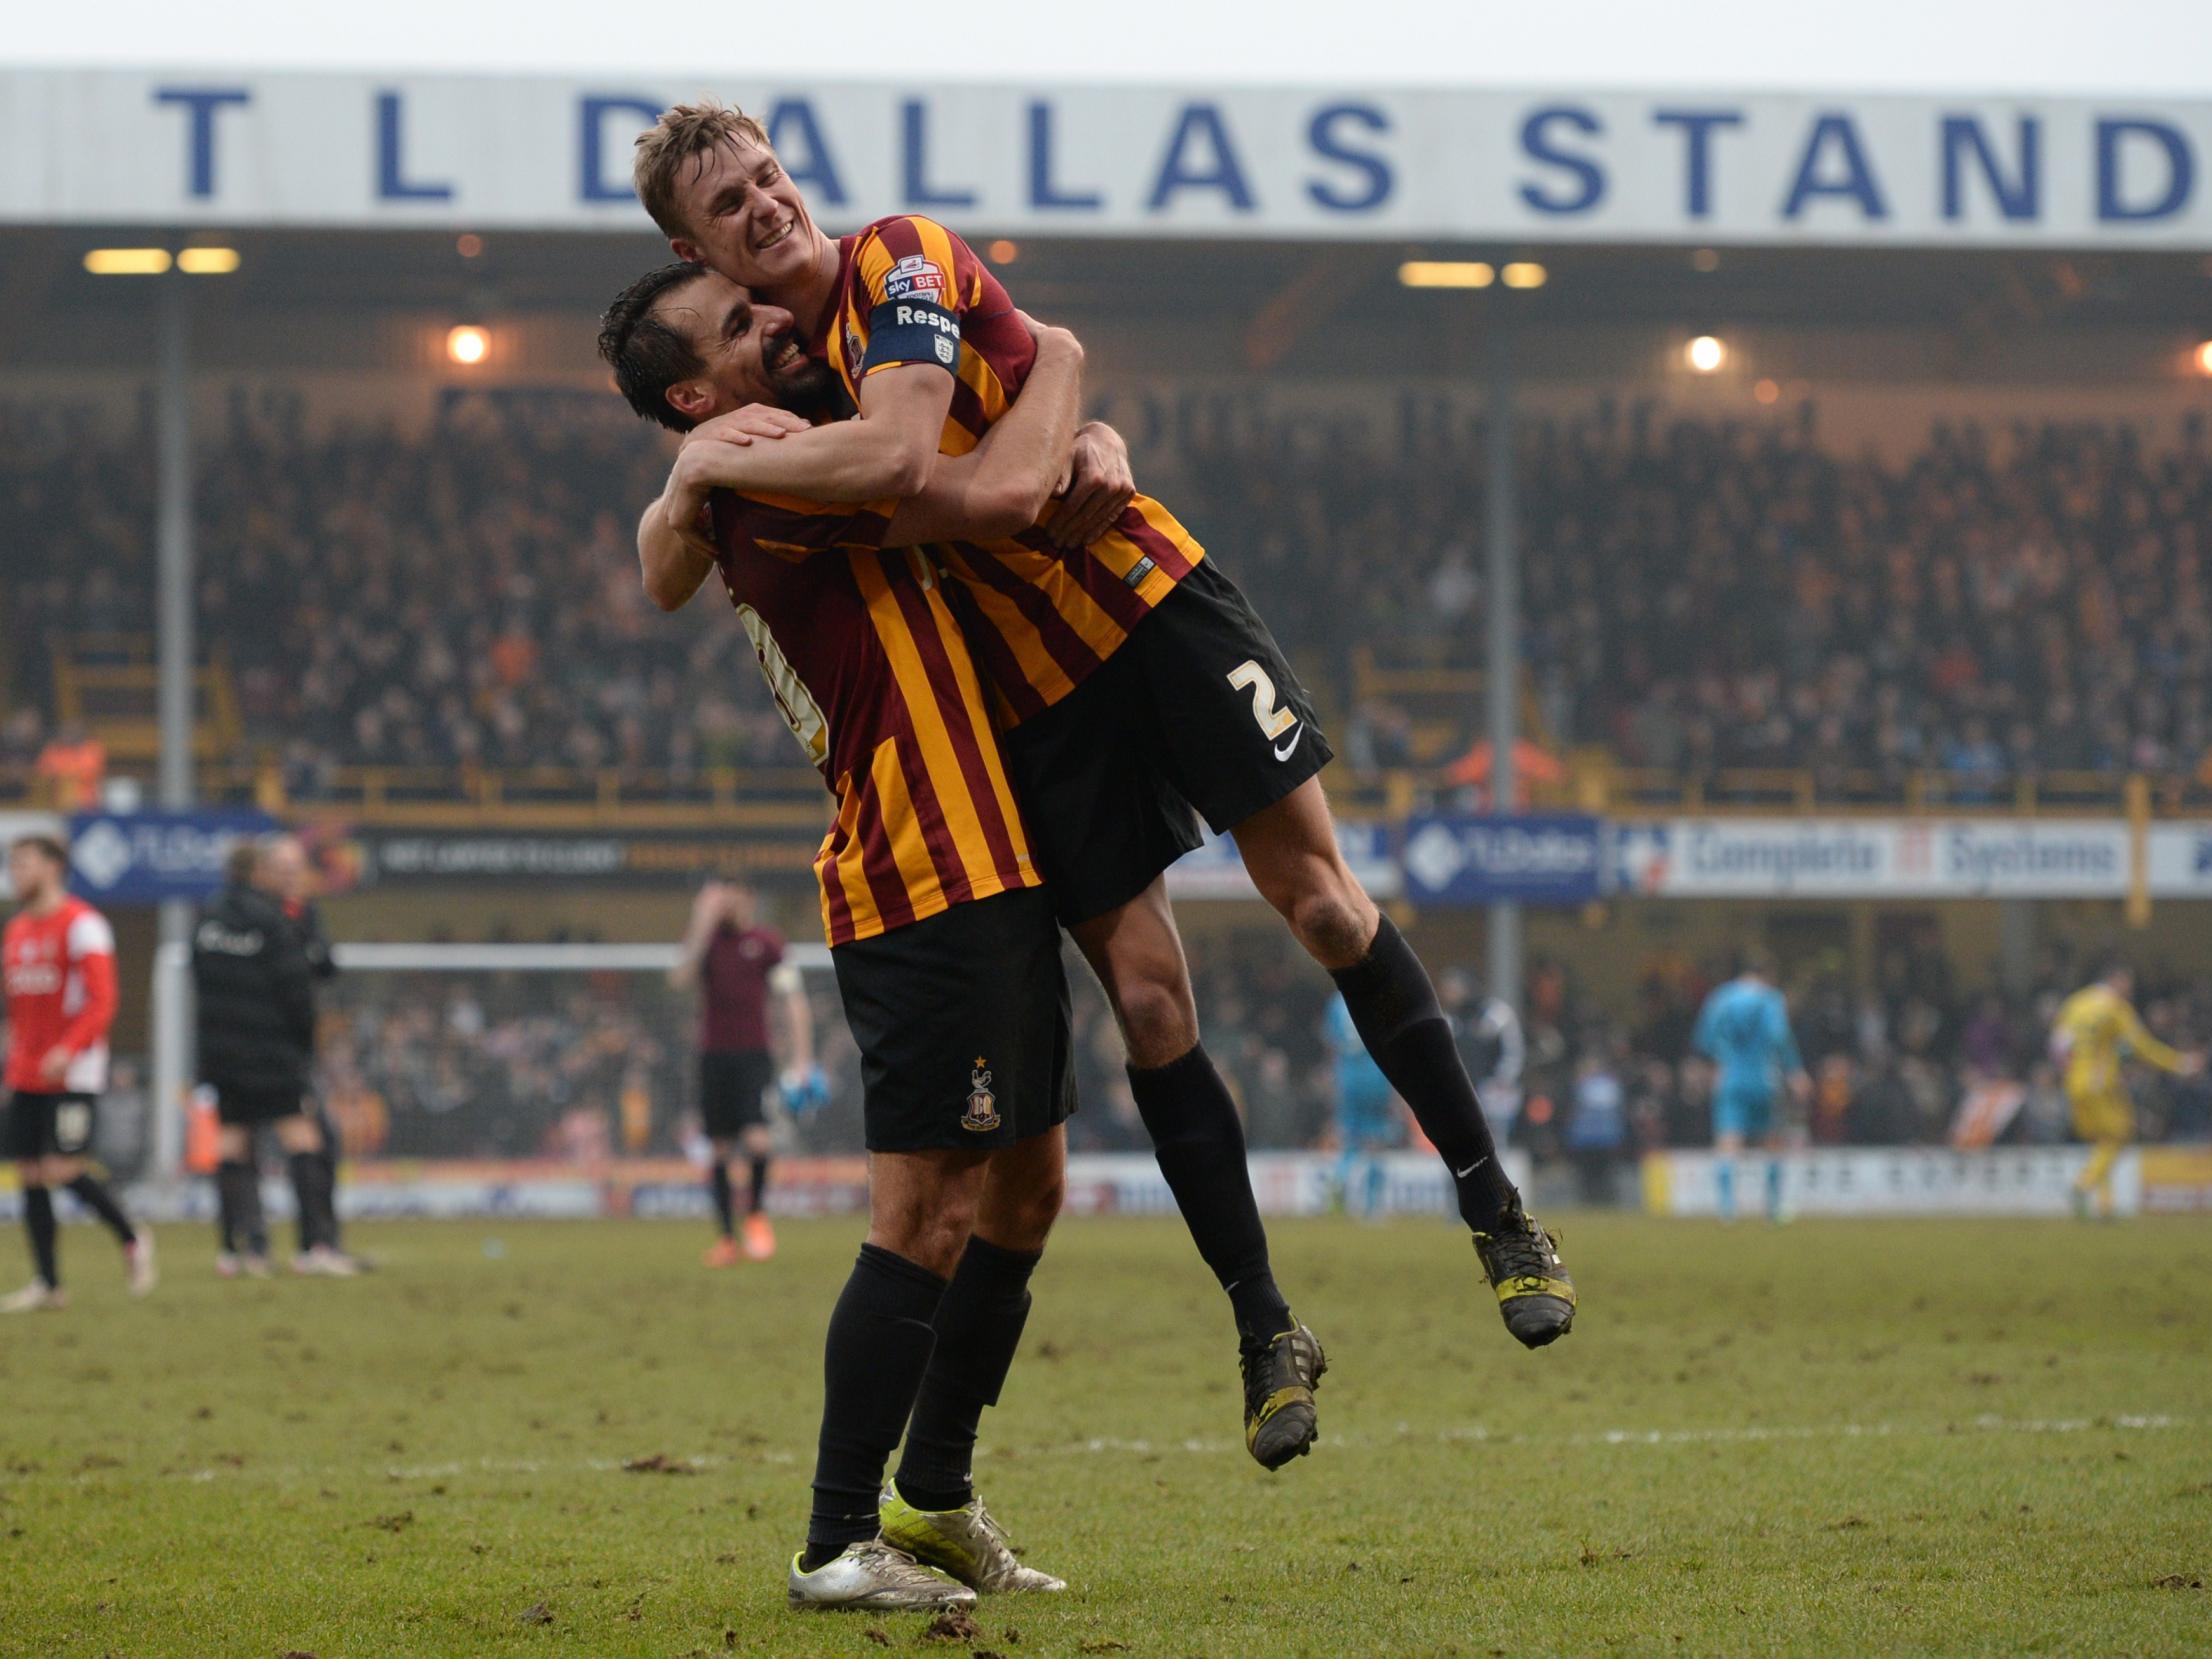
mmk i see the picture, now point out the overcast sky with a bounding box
[9,0,2210,95]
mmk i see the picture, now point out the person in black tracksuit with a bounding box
[265,836,347,1256]
[193,840,343,1275]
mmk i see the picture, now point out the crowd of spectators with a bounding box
[6,392,2212,795]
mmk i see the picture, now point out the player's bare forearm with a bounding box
[882,327,1085,545]
[637,487,717,614]
[676,368,952,503]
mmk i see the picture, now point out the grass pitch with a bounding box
[0,1212,2208,1657]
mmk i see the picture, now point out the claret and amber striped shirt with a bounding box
[706,489,1041,947]
[816,214,1207,726]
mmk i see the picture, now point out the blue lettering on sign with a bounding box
[901,99,975,210]
[1651,108,1743,220]
[1941,115,2040,221]
[1781,112,1888,220]
[1028,101,1102,211]
[153,87,251,200]
[2096,117,2194,222]
[767,98,847,207]
[377,91,453,202]
[1518,105,1605,215]
[1306,103,1393,213]
[1147,103,1256,211]
[579,96,662,204]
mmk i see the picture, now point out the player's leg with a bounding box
[884,1125,1069,1595]
[213,1117,270,1274]
[2069,1092,2127,1219]
[739,1121,777,1260]
[699,1052,742,1263]
[1760,1130,1788,1223]
[1712,1122,1744,1222]
[311,1097,346,1254]
[792,1146,986,1609]
[273,1110,346,1272]
[5,1143,64,1309]
[43,1095,145,1283]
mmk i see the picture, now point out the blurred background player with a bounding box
[1691,946,1811,1224]
[671,878,815,1265]
[1,834,152,1311]
[2049,958,2203,1219]
[262,833,353,1262]
[194,840,350,1277]
[1444,970,1526,1150]
[1323,991,1401,1221]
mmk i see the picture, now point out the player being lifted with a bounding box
[603,267,1102,1609]
[1690,946,1810,1224]
[628,103,1575,1359]
[1,834,154,1311]
[2049,957,2202,1219]
[671,879,815,1265]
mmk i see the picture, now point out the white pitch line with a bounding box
[7,1413,2186,1488]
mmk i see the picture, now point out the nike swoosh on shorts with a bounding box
[1273,726,1303,762]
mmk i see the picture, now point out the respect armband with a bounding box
[862,298,961,375]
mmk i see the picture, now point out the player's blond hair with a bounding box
[633,100,772,241]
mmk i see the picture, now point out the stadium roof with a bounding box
[14,0,2212,96]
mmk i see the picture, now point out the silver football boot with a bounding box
[785,1537,977,1612]
[879,1482,1067,1593]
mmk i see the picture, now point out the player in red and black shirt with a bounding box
[2,834,153,1311]
[671,878,814,1265]
[602,263,1091,1609]
[636,105,1570,1375]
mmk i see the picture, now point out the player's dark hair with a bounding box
[225,840,261,886]
[9,833,67,872]
[2097,952,2131,982]
[597,263,712,434]
[1738,943,1776,979]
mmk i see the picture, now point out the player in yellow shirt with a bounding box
[2048,959,2202,1217]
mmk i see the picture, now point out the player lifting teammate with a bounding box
[603,268,1107,1609]
[628,104,1575,1370]
[1,834,153,1311]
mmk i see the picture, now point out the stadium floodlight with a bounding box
[1755,377,1781,404]
[2195,340,2212,377]
[1692,248,1722,273]
[457,233,485,258]
[83,247,173,275]
[987,239,1019,264]
[1686,334,1727,373]
[177,247,240,275]
[1501,261,1548,289]
[446,324,490,366]
[1399,260,1494,289]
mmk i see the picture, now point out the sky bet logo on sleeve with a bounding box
[882,254,947,302]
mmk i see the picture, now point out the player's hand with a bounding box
[2183,1052,2208,1079]
[1052,421,1136,550]
[689,881,728,924]
[36,1045,70,1083]
[1788,1070,1814,1107]
[686,405,809,447]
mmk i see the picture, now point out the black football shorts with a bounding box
[1001,558,1332,925]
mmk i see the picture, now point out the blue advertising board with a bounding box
[1400,814,1603,906]
[66,810,278,905]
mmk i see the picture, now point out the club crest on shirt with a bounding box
[963,1057,1000,1133]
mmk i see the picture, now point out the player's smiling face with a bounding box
[654,271,833,425]
[669,139,817,295]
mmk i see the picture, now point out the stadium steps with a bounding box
[52,632,241,762]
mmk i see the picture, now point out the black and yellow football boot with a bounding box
[1472,1207,1576,1348]
[1239,1319,1326,1469]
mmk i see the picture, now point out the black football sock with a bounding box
[218,1159,268,1257]
[1330,914,1518,1232]
[23,1186,58,1289]
[64,1174,136,1246]
[315,1111,345,1249]
[287,1153,327,1254]
[748,1154,771,1218]
[896,1236,1042,1511]
[1128,1046,1292,1343]
[292,1151,339,1253]
[707,1160,735,1237]
[803,1243,947,1568]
